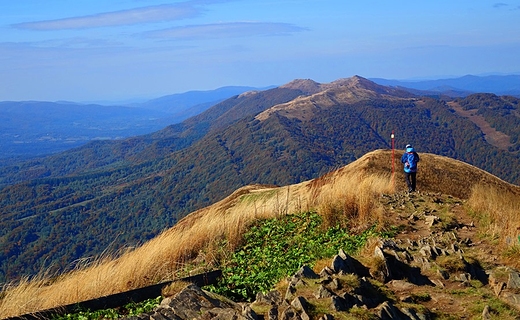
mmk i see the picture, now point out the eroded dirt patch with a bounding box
[449,102,512,150]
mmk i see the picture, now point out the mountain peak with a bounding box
[257,76,415,122]
[279,79,322,94]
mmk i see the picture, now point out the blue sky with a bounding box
[1,0,519,102]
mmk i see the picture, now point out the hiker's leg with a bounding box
[404,172,412,192]
[411,172,417,191]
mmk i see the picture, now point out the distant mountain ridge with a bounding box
[0,75,519,285]
[132,86,264,114]
[0,86,261,161]
[370,74,520,96]
[2,75,518,161]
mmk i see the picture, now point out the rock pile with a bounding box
[124,240,520,319]
[122,193,520,319]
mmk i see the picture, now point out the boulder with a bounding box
[155,284,258,320]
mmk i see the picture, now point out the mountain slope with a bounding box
[2,149,519,318]
[0,86,305,187]
[0,76,519,285]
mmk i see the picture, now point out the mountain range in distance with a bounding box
[0,86,259,161]
[370,74,520,97]
[1,74,519,161]
[1,74,519,284]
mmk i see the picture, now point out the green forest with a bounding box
[1,90,519,284]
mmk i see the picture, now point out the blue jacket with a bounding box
[401,147,420,173]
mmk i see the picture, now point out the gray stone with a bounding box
[425,215,439,227]
[289,275,308,287]
[203,307,256,319]
[330,250,356,274]
[457,273,471,282]
[401,307,428,320]
[437,269,450,280]
[419,245,437,259]
[501,291,520,311]
[376,301,405,320]
[294,265,320,279]
[255,290,283,306]
[386,279,416,291]
[431,279,445,288]
[280,306,299,320]
[268,305,278,320]
[285,283,297,301]
[482,305,492,320]
[157,284,257,320]
[371,247,391,283]
[507,270,520,289]
[329,278,341,290]
[319,266,334,277]
[494,282,505,297]
[330,296,349,311]
[314,284,335,299]
[291,296,309,312]
[150,310,177,320]
[338,248,348,260]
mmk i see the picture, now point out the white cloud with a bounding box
[12,4,200,30]
[143,22,308,40]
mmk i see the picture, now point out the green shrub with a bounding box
[207,211,380,301]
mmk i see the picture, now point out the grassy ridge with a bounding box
[1,150,520,318]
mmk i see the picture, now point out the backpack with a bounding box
[406,152,418,172]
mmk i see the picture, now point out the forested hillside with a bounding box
[1,76,518,284]
[0,87,305,187]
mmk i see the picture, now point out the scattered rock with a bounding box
[482,305,492,320]
[119,192,520,320]
[294,265,319,279]
[142,284,258,320]
[507,270,520,289]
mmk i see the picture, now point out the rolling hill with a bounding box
[1,149,519,318]
[0,76,519,285]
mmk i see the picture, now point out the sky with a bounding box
[1,0,519,102]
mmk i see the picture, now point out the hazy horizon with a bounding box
[1,1,519,102]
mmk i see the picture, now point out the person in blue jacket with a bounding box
[401,144,420,192]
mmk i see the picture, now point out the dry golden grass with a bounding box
[467,184,520,257]
[313,170,393,231]
[1,149,519,318]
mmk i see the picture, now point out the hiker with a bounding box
[401,144,420,192]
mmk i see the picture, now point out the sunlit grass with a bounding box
[2,149,519,318]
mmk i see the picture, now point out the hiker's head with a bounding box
[406,144,414,152]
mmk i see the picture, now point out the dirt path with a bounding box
[381,191,518,318]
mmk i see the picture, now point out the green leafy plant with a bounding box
[53,296,161,319]
[207,211,380,301]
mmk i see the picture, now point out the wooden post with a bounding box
[391,131,395,189]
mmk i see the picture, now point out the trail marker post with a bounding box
[391,131,395,188]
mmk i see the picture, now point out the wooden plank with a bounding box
[6,270,222,320]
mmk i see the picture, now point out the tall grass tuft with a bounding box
[315,172,393,231]
[467,184,520,260]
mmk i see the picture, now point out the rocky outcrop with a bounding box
[123,284,258,320]
[120,227,520,319]
[120,192,519,319]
